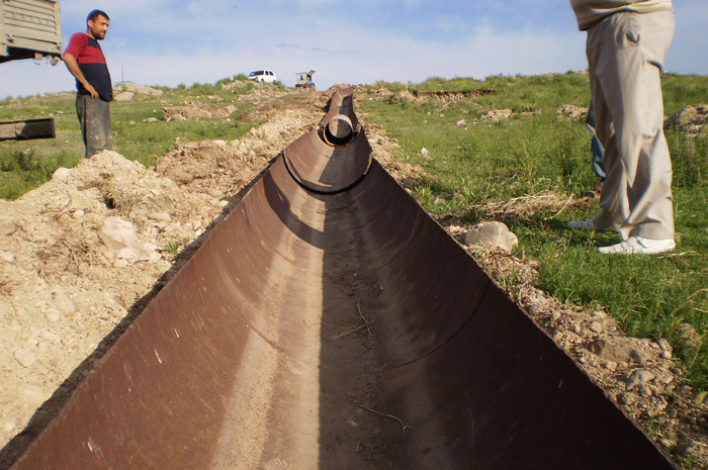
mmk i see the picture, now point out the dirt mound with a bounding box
[415,89,494,107]
[557,104,588,121]
[0,150,227,446]
[163,101,237,121]
[665,104,708,136]
[114,82,164,96]
[481,108,513,122]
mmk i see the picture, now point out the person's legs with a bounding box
[585,101,606,184]
[617,11,674,241]
[578,11,674,246]
[86,98,112,157]
[77,95,112,157]
[76,94,89,157]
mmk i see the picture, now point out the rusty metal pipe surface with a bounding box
[4,89,677,470]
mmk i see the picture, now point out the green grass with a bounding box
[360,73,708,394]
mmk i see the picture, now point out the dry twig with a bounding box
[357,403,410,435]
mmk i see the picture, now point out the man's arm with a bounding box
[63,52,98,99]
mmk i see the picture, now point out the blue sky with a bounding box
[2,0,707,99]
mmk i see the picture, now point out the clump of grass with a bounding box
[0,148,79,199]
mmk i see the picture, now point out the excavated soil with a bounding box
[0,87,705,468]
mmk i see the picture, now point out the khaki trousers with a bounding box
[586,10,675,240]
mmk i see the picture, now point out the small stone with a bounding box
[656,338,672,360]
[100,217,138,251]
[40,330,61,344]
[14,349,36,367]
[0,251,15,262]
[659,438,677,449]
[464,222,518,253]
[114,91,135,101]
[527,304,543,316]
[45,309,60,322]
[400,178,419,190]
[52,290,76,314]
[20,385,45,408]
[626,369,654,390]
[629,348,650,365]
[550,310,561,322]
[51,167,72,182]
[618,392,636,406]
[589,321,603,334]
[148,212,171,223]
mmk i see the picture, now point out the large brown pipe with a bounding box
[2,89,676,470]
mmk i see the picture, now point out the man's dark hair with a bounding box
[87,9,109,23]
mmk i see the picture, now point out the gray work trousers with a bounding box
[586,10,675,240]
[76,94,112,158]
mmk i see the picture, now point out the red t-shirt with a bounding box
[64,33,113,101]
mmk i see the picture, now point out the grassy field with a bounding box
[1,72,706,395]
[359,73,708,394]
[0,76,267,199]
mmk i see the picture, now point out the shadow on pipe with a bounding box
[2,88,676,469]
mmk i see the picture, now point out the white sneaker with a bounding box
[598,237,675,255]
[567,219,598,231]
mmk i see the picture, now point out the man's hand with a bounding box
[62,53,99,99]
[83,83,99,99]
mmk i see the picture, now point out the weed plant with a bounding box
[361,73,708,393]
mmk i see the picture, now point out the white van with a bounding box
[248,70,278,83]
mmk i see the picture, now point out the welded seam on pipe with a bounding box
[282,148,373,196]
[382,276,493,371]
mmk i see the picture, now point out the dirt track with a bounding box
[0,85,705,468]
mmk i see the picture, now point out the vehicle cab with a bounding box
[248,70,277,83]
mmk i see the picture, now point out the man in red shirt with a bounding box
[63,10,113,157]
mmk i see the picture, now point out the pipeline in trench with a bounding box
[2,87,677,469]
